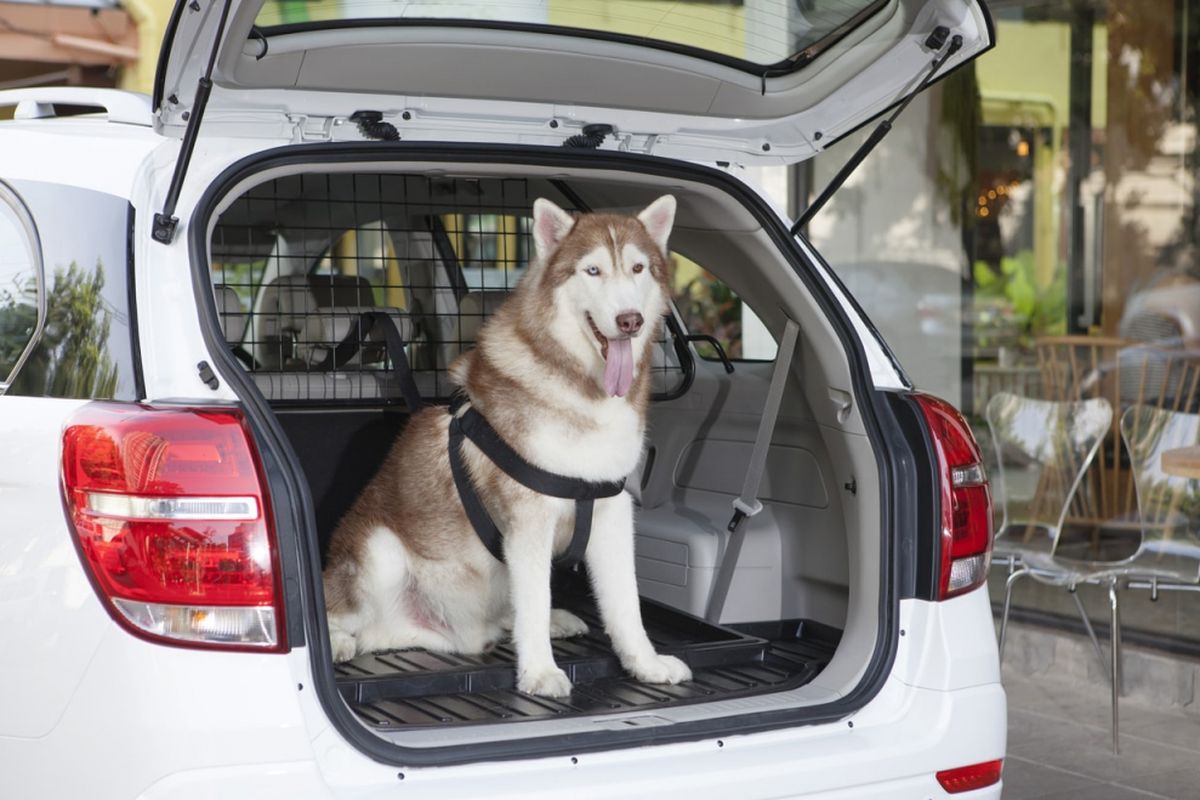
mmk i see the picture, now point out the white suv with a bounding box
[0,1,1004,797]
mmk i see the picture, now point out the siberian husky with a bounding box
[322,195,692,697]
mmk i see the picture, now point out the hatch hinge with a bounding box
[288,114,336,143]
[790,27,962,236]
[152,0,235,246]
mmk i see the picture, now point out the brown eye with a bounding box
[632,263,645,274]
[585,265,601,276]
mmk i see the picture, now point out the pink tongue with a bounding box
[603,337,634,397]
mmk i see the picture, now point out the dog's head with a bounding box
[530,196,675,398]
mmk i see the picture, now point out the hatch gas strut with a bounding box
[153,0,236,245]
[790,27,963,236]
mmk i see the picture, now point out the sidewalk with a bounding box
[1002,625,1200,799]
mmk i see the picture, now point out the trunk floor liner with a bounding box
[335,597,840,729]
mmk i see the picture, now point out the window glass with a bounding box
[5,182,137,400]
[254,0,886,70]
[440,213,530,291]
[312,223,410,309]
[673,252,778,361]
[0,184,40,387]
[808,0,1200,648]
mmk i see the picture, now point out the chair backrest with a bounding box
[1119,405,1200,583]
[985,392,1113,554]
[1036,336,1200,525]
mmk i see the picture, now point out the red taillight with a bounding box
[915,394,993,600]
[62,402,286,651]
[936,759,1003,793]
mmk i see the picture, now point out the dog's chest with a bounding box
[521,401,644,481]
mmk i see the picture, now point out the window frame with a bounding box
[0,180,45,396]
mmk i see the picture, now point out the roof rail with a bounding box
[0,88,152,127]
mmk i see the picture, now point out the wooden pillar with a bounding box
[1099,0,1180,334]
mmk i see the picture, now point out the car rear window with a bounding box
[3,181,139,401]
[254,0,889,71]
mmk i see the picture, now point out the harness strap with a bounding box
[447,391,624,567]
[448,414,506,563]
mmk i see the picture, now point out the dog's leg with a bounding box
[587,492,692,685]
[327,613,360,662]
[506,498,574,697]
[549,608,589,639]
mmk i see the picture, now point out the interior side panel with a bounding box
[638,357,850,627]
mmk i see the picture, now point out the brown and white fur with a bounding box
[322,195,691,697]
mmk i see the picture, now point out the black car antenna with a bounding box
[790,27,963,237]
[153,0,236,245]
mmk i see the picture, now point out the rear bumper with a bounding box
[127,678,1005,800]
[365,680,1006,800]
[1,588,1002,799]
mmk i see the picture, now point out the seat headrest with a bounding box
[213,285,247,343]
[308,274,375,307]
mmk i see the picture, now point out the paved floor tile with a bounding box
[1028,784,1170,799]
[1000,755,1105,799]
[1003,655,1200,799]
[1110,766,1200,798]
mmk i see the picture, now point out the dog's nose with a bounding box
[616,311,644,335]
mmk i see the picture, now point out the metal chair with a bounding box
[1035,337,1200,532]
[986,393,1114,664]
[994,402,1200,754]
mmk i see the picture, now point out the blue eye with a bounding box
[585,265,601,276]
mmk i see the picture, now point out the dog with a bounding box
[322,195,692,697]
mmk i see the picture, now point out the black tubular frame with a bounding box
[187,143,916,768]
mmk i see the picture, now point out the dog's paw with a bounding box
[627,653,692,685]
[517,665,573,698]
[329,629,358,663]
[549,609,589,639]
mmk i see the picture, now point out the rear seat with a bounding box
[215,273,416,404]
[448,290,509,359]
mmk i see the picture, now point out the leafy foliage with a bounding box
[973,249,1067,348]
[8,260,119,398]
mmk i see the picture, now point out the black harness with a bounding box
[447,391,626,568]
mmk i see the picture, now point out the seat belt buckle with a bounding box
[727,497,763,532]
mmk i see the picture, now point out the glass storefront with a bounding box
[810,0,1200,649]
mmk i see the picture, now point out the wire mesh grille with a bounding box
[208,173,688,406]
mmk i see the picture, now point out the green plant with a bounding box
[974,249,1066,348]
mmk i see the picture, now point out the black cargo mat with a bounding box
[336,597,840,729]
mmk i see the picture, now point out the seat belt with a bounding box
[705,318,801,623]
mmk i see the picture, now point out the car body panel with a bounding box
[0,395,104,738]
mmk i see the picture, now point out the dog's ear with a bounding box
[532,198,576,261]
[637,195,676,257]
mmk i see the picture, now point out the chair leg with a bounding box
[998,568,1029,661]
[1108,580,1122,755]
[1070,588,1109,683]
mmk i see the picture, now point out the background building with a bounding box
[0,0,170,99]
[810,0,1200,653]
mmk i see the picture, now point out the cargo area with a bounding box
[204,155,887,744]
[336,592,839,729]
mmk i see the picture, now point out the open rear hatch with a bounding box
[153,0,992,163]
